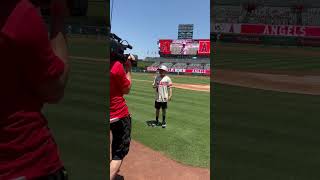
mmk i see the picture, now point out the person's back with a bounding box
[0,0,67,179]
[109,56,133,180]
[110,61,130,122]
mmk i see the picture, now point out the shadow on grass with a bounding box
[146,120,161,127]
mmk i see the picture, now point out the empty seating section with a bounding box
[172,63,188,69]
[147,63,211,70]
[150,62,160,68]
[214,3,320,26]
[302,8,320,25]
[204,64,210,70]
[187,64,204,70]
[214,6,242,23]
[243,7,297,25]
[161,63,173,68]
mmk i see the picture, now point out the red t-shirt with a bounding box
[110,61,131,123]
[0,0,64,179]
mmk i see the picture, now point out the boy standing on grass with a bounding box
[152,65,173,128]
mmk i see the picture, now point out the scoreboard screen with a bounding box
[159,39,210,56]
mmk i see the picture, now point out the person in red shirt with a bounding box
[0,0,69,179]
[110,52,134,180]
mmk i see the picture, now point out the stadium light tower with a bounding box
[178,24,194,39]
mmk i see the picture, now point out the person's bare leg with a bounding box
[110,160,122,180]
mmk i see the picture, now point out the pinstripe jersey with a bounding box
[153,75,172,102]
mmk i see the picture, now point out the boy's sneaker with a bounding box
[162,122,166,128]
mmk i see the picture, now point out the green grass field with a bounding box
[68,38,107,58]
[43,38,107,180]
[213,43,320,179]
[126,73,210,168]
[214,42,320,72]
[132,72,210,85]
[213,83,320,180]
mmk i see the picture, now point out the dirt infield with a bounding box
[133,79,210,92]
[218,44,320,57]
[213,70,320,95]
[117,141,210,180]
[173,84,210,92]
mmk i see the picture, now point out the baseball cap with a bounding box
[158,65,168,72]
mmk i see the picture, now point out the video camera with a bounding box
[110,33,137,67]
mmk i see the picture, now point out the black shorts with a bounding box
[110,115,132,160]
[37,168,68,180]
[155,101,167,109]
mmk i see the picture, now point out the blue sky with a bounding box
[110,0,210,59]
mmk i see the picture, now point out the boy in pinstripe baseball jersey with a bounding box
[152,65,173,128]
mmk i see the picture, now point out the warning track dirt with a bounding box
[133,79,210,92]
[118,141,210,180]
[213,70,320,95]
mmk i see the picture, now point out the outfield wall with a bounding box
[213,23,320,46]
[146,67,211,76]
[144,58,210,64]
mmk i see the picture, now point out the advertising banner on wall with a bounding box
[241,24,320,37]
[214,23,320,37]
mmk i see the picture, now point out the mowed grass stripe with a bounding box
[214,58,285,67]
[70,60,105,70]
[213,83,320,179]
[214,55,318,65]
[230,61,301,69]
[69,73,106,86]
[59,91,105,111]
[133,72,210,85]
[68,40,107,58]
[70,66,106,76]
[130,81,209,106]
[213,56,301,65]
[46,105,105,131]
[126,75,210,168]
[215,53,297,61]
[214,45,320,71]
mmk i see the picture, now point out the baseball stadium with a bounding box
[114,25,211,179]
[212,0,320,179]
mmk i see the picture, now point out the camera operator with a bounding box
[0,0,69,179]
[110,49,135,179]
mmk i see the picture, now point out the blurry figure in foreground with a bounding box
[0,0,69,179]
